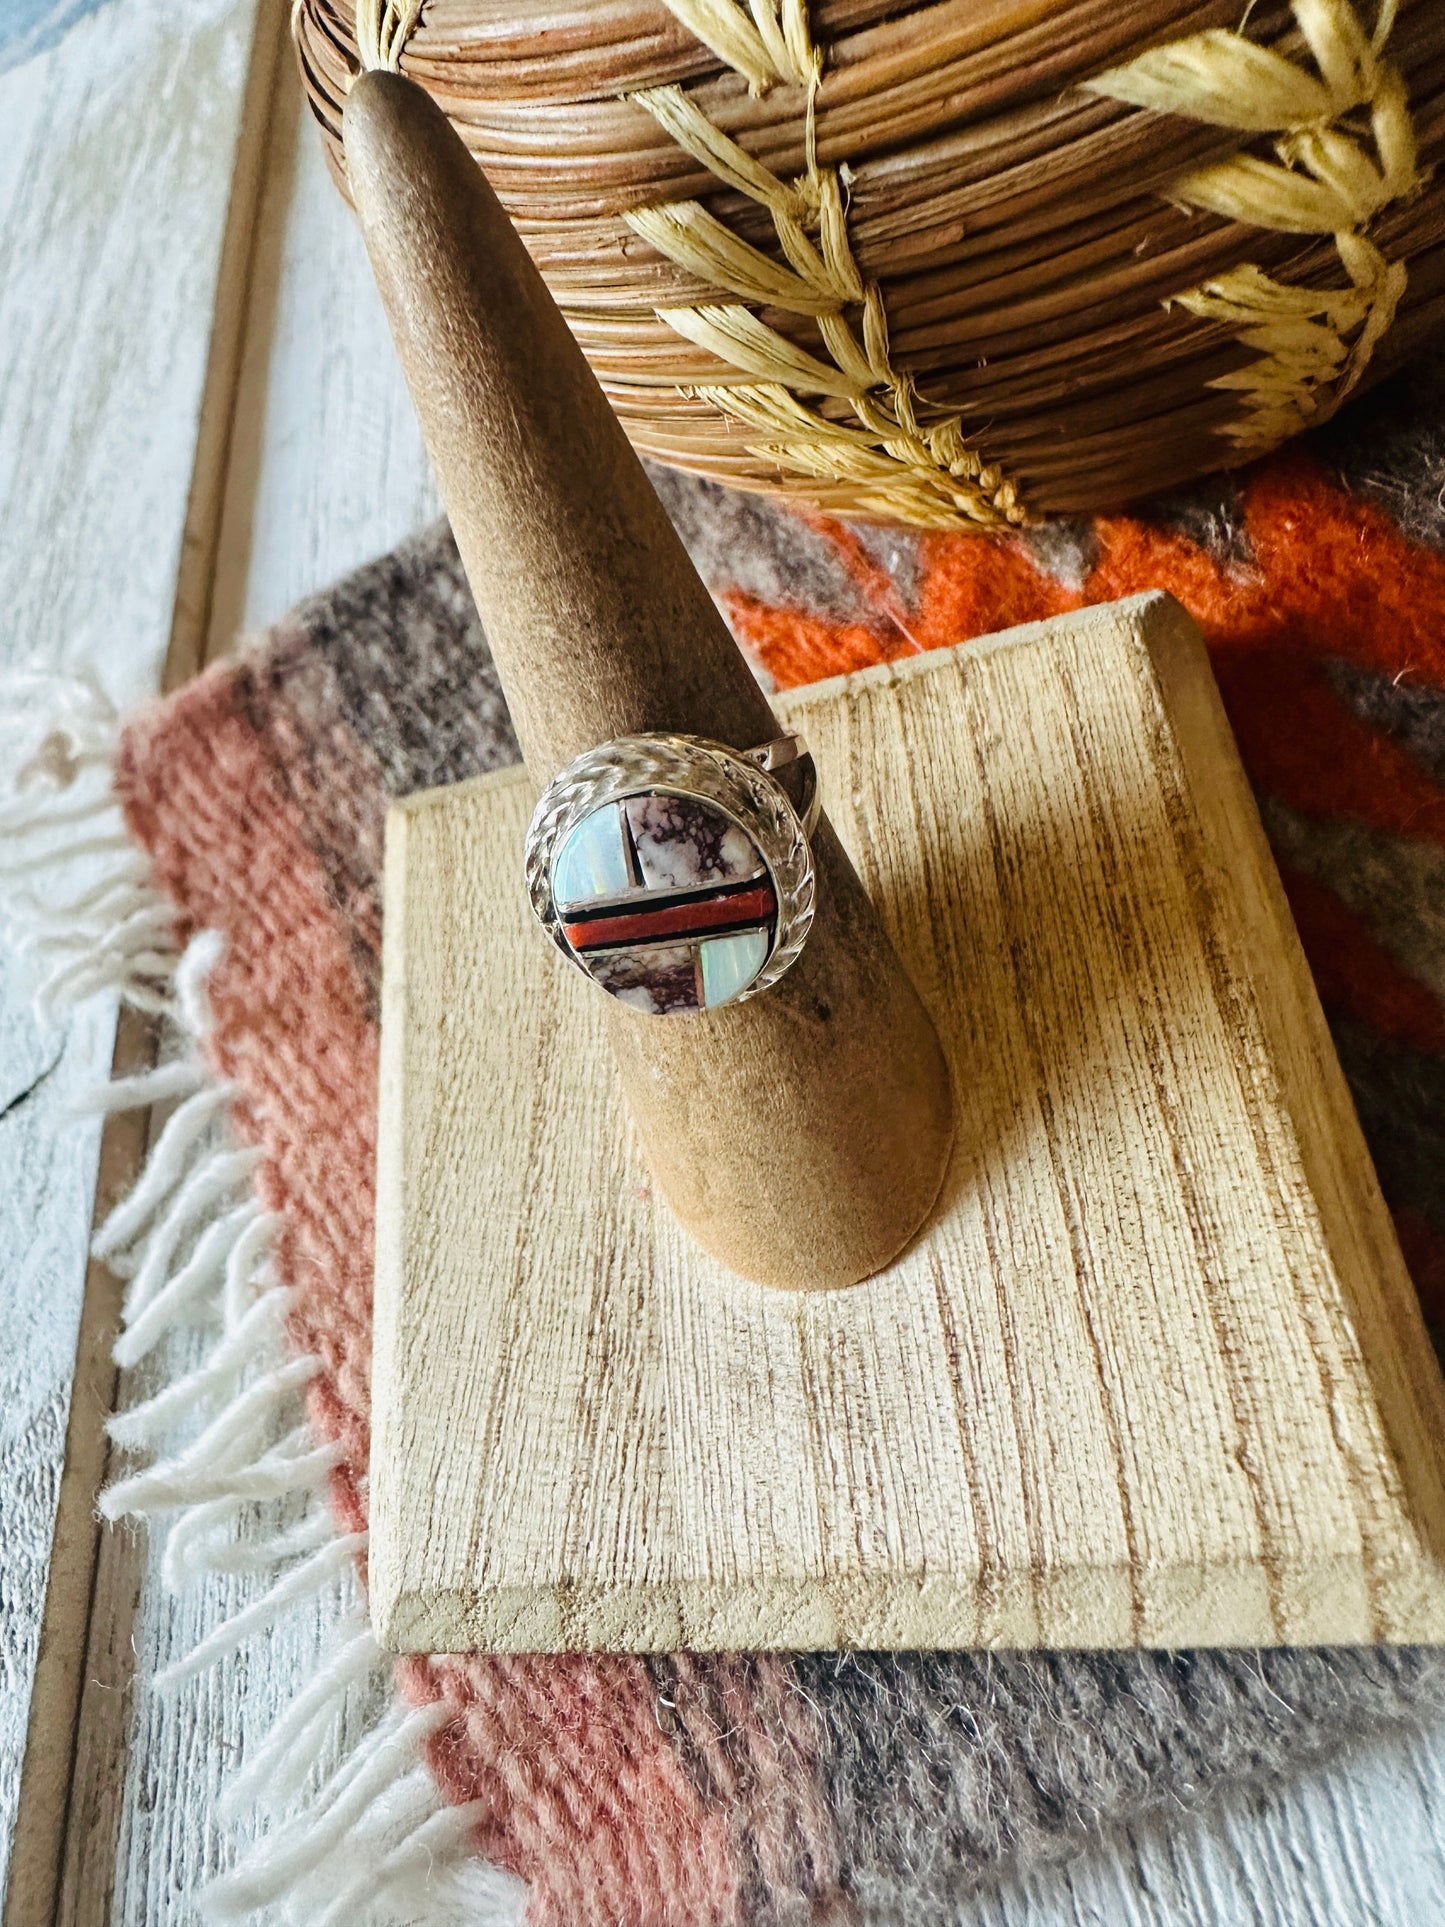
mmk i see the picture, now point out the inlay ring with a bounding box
[524,731,818,1015]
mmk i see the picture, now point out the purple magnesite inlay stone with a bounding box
[589,943,702,1016]
[624,794,763,894]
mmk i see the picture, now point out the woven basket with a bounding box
[294,0,1445,528]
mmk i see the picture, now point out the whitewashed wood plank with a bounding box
[0,0,275,1916]
[0,3,120,79]
[58,58,439,1927]
[0,959,108,1896]
[0,0,261,710]
[960,1716,1445,1924]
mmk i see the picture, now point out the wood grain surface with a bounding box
[373,591,1445,1655]
[5,16,1445,1920]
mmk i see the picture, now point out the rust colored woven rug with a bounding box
[10,356,1445,1924]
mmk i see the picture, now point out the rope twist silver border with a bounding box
[524,731,817,1008]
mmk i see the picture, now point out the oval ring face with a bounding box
[525,733,816,1014]
[551,789,777,1015]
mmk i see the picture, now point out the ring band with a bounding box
[743,731,821,834]
[744,728,810,779]
[525,730,818,1016]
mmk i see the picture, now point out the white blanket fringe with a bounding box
[93,1081,243,1260]
[153,1532,370,1691]
[218,1621,384,1816]
[68,1053,206,1117]
[0,674,179,1016]
[107,1284,295,1449]
[1,674,526,1926]
[114,1196,269,1365]
[210,1701,527,1926]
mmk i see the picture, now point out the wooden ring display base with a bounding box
[373,594,1445,1656]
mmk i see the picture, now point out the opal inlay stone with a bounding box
[699,928,771,1008]
[552,803,634,906]
[553,792,776,1014]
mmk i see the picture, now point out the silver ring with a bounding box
[525,730,817,1016]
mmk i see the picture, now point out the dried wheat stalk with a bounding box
[295,0,1445,522]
